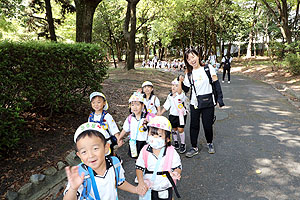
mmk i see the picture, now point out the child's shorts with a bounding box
[151,187,173,200]
[169,115,187,129]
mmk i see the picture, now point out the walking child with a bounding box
[118,92,155,159]
[136,116,182,200]
[160,78,188,154]
[141,81,161,115]
[63,122,146,199]
[88,92,120,156]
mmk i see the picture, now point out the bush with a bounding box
[284,53,300,75]
[0,40,108,152]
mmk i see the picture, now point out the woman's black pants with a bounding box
[222,67,231,81]
[190,105,215,147]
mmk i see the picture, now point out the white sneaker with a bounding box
[135,177,138,183]
[222,81,224,83]
[228,81,230,84]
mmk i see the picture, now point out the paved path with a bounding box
[118,74,300,200]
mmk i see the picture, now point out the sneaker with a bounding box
[222,80,224,83]
[174,141,179,150]
[134,177,138,184]
[186,147,199,158]
[178,144,186,154]
[207,143,215,154]
[228,81,231,84]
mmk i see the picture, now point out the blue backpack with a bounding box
[77,156,122,200]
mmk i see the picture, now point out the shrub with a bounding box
[0,40,108,152]
[284,53,300,75]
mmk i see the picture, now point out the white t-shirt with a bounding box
[208,55,217,65]
[136,146,182,191]
[88,112,120,135]
[183,65,216,106]
[221,56,233,63]
[64,157,125,200]
[122,114,155,141]
[144,95,160,114]
[163,93,187,116]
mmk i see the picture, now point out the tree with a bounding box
[261,0,293,43]
[123,0,140,70]
[74,0,102,43]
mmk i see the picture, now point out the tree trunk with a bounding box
[123,0,140,70]
[246,2,258,58]
[227,42,232,56]
[45,0,56,41]
[238,41,241,58]
[74,0,101,43]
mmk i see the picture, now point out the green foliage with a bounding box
[0,40,108,151]
[284,53,300,75]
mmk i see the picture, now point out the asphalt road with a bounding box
[118,74,300,200]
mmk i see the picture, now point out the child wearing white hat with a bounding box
[160,78,188,154]
[141,81,161,115]
[88,92,120,156]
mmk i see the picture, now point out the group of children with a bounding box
[63,79,188,200]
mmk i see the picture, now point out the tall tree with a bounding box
[45,0,56,41]
[74,0,102,43]
[123,0,140,70]
[261,0,293,43]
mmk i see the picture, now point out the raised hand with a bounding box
[65,166,85,191]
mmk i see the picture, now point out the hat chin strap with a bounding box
[105,143,111,156]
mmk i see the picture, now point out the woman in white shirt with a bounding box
[178,48,224,158]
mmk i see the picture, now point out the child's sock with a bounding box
[172,131,178,141]
[179,132,185,144]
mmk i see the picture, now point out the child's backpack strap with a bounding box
[109,156,124,188]
[77,163,94,200]
[145,112,156,121]
[163,145,175,172]
[142,144,150,169]
[88,112,95,122]
[128,114,133,125]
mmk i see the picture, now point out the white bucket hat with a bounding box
[142,81,153,88]
[89,92,109,110]
[74,122,110,143]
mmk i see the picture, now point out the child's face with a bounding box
[143,86,153,94]
[171,84,178,94]
[130,101,143,114]
[149,128,166,139]
[91,96,106,113]
[76,134,109,171]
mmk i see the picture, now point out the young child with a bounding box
[88,92,120,155]
[141,81,161,115]
[160,78,188,154]
[136,116,182,200]
[118,92,155,159]
[63,122,146,199]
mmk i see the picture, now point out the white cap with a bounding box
[171,78,179,85]
[89,92,109,110]
[129,92,144,103]
[142,81,153,88]
[74,122,110,143]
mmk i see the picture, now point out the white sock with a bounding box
[179,132,185,144]
[172,131,178,142]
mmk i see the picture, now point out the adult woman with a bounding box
[178,48,224,158]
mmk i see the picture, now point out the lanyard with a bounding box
[151,147,165,182]
[131,117,142,142]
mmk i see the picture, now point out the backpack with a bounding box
[141,144,181,198]
[224,57,231,69]
[77,156,122,200]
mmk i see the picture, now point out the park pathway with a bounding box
[118,74,300,200]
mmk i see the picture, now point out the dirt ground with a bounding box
[0,64,176,199]
[1,57,299,199]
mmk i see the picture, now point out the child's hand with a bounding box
[65,166,84,191]
[137,182,149,195]
[136,88,142,93]
[117,138,124,147]
[170,171,181,181]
